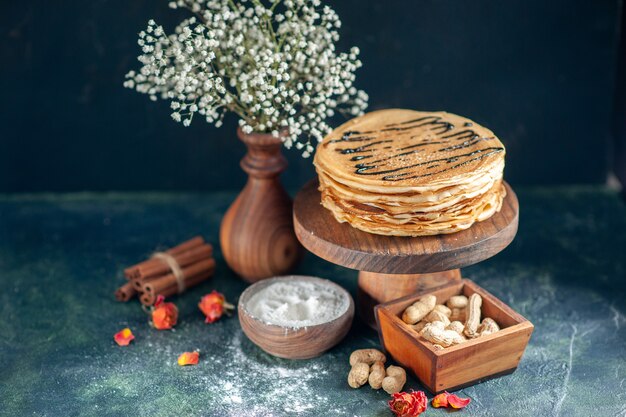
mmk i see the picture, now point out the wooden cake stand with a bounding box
[293,179,519,328]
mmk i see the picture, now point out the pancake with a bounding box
[313,109,507,237]
[318,167,502,212]
[320,183,505,236]
[315,109,505,191]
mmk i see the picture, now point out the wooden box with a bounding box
[375,279,534,393]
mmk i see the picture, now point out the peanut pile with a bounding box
[346,348,407,394]
[402,293,500,349]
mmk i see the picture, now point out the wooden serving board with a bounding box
[293,179,519,274]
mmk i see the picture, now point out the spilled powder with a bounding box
[245,280,349,328]
[202,332,356,416]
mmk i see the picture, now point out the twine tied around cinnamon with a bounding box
[151,251,186,293]
[116,236,215,305]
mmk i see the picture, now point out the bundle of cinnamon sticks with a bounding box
[114,236,215,306]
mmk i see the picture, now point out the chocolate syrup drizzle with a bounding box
[336,140,393,154]
[325,115,503,182]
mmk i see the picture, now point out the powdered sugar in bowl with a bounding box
[238,276,355,359]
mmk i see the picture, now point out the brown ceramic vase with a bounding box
[219,128,302,282]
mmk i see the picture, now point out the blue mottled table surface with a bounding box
[0,187,625,417]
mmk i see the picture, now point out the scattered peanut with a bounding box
[402,295,436,324]
[348,362,370,388]
[428,320,446,330]
[402,292,502,350]
[478,317,500,336]
[446,320,465,335]
[424,309,451,326]
[421,321,465,347]
[382,365,406,394]
[463,293,483,339]
[368,361,385,389]
[450,307,467,322]
[446,295,469,309]
[347,349,408,393]
[433,304,452,317]
[349,348,386,366]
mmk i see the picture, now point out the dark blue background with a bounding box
[0,0,622,192]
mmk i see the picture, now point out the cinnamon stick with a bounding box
[130,269,165,292]
[143,258,216,295]
[144,265,216,297]
[124,236,205,279]
[132,276,146,291]
[168,236,205,255]
[131,274,161,291]
[139,261,216,305]
[140,271,214,306]
[132,244,213,283]
[140,292,153,306]
[115,282,138,302]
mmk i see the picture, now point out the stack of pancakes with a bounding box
[313,109,506,237]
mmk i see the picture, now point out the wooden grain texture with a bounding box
[237,276,355,359]
[293,179,519,274]
[375,279,534,393]
[220,128,303,282]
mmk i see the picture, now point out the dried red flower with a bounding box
[388,390,427,417]
[203,302,224,324]
[177,351,199,366]
[200,290,225,307]
[430,391,471,409]
[113,328,134,346]
[152,295,178,330]
[431,392,449,408]
[447,393,471,409]
[198,290,233,323]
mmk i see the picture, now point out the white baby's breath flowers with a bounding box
[124,0,368,157]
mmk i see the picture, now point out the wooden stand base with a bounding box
[358,269,461,328]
